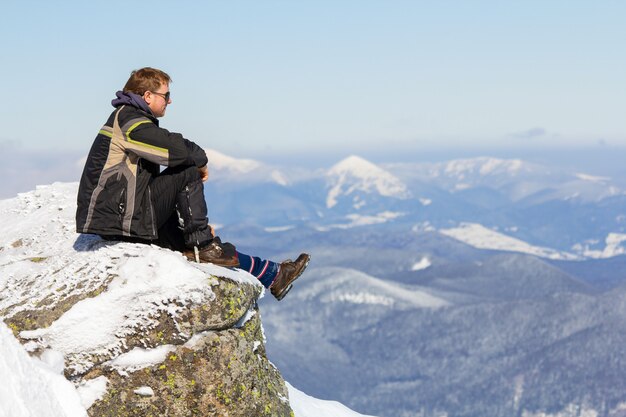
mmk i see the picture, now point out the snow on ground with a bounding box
[411,256,432,271]
[572,233,626,259]
[316,211,405,231]
[328,292,395,306]
[106,344,177,373]
[76,376,108,409]
[265,225,296,233]
[440,222,579,260]
[0,322,87,417]
[443,157,524,180]
[0,182,376,417]
[440,222,626,261]
[419,197,432,206]
[575,173,611,183]
[308,267,449,309]
[287,382,378,417]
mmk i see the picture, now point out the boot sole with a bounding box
[274,284,293,301]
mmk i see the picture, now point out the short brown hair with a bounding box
[123,67,172,96]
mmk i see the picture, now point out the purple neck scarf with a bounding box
[111,91,154,116]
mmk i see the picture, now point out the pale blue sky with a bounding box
[1,0,625,160]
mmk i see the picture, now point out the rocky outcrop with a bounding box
[0,183,293,417]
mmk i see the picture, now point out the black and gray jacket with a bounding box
[76,91,208,239]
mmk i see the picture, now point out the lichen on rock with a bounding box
[89,308,291,417]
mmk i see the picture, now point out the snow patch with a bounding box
[575,173,610,183]
[444,157,524,178]
[0,322,87,417]
[133,386,155,397]
[76,376,108,410]
[235,307,257,328]
[411,257,431,271]
[309,267,449,309]
[573,233,626,259]
[328,292,395,306]
[271,170,289,186]
[39,349,66,375]
[412,222,436,232]
[264,225,295,233]
[287,382,379,417]
[440,223,579,260]
[106,345,177,372]
[316,211,405,231]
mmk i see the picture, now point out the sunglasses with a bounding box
[151,91,170,101]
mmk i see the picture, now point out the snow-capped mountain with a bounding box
[205,148,262,174]
[204,148,290,185]
[325,155,410,209]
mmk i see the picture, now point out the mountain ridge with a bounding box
[202,149,626,260]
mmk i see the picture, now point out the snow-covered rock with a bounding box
[0,182,376,417]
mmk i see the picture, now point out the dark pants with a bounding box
[149,165,213,251]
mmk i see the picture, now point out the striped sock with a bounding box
[236,251,279,288]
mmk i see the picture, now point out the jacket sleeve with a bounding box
[183,138,209,167]
[124,120,208,168]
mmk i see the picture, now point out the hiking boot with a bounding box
[270,253,311,301]
[184,238,239,267]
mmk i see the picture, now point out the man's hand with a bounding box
[199,165,209,182]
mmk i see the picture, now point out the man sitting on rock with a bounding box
[76,67,309,300]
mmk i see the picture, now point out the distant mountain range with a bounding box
[203,149,626,417]
[206,149,626,260]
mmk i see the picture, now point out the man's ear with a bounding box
[143,91,152,104]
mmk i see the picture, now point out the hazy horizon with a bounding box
[1,143,624,199]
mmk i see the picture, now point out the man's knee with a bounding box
[181,165,201,184]
[158,165,202,193]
